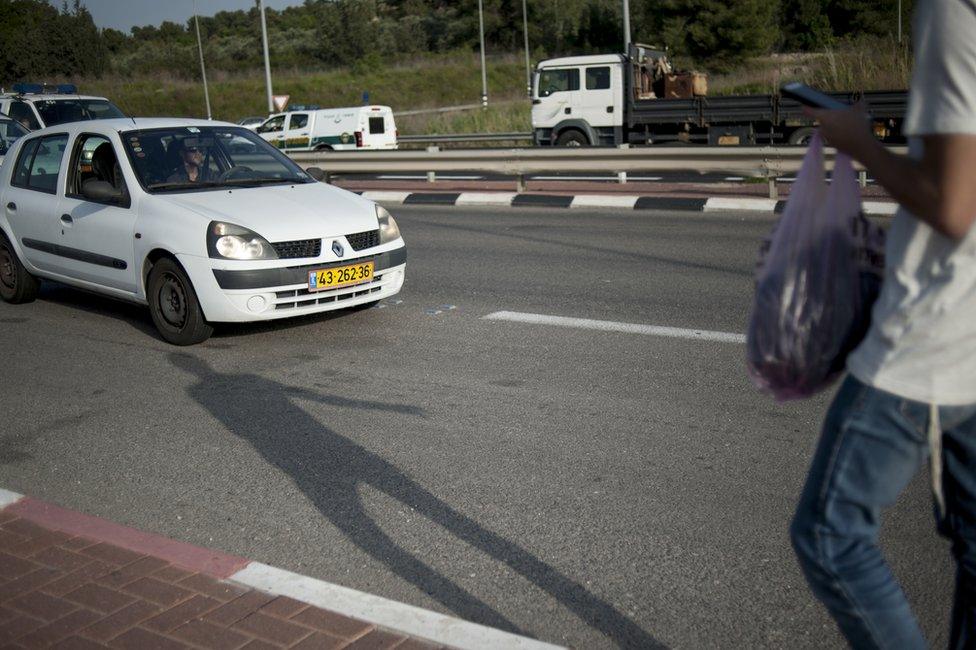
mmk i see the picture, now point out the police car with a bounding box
[0,118,406,345]
[0,83,125,130]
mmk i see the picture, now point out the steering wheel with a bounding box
[216,166,254,182]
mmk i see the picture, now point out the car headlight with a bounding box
[376,205,401,244]
[207,221,278,260]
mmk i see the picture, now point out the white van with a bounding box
[256,106,398,152]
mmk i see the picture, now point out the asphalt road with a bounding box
[0,205,950,649]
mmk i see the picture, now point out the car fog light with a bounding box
[247,295,267,312]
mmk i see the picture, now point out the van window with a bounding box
[12,134,67,193]
[8,101,40,130]
[258,115,285,133]
[288,114,309,130]
[585,66,611,90]
[368,117,385,134]
[538,68,580,97]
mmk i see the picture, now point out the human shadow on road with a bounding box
[170,353,665,649]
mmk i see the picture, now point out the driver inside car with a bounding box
[166,137,211,184]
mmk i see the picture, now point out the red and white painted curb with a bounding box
[0,488,564,650]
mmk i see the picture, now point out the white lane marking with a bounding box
[0,488,24,509]
[456,192,518,206]
[231,563,565,650]
[378,175,485,180]
[704,198,778,212]
[361,191,411,203]
[863,201,898,215]
[532,175,664,181]
[724,176,745,181]
[483,311,745,343]
[570,195,640,209]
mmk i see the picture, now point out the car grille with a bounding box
[346,229,380,251]
[272,239,322,259]
[273,272,389,311]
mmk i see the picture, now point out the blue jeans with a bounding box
[791,375,976,649]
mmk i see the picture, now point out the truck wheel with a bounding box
[556,130,589,147]
[788,127,817,146]
[147,257,213,346]
[0,230,39,304]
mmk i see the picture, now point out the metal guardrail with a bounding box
[290,146,905,197]
[398,132,533,144]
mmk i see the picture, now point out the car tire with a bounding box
[314,144,333,151]
[555,130,589,146]
[147,257,214,346]
[788,127,817,146]
[0,230,40,304]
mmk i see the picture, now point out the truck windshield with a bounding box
[34,99,125,126]
[121,126,314,193]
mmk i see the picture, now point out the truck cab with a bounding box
[0,84,125,130]
[532,54,625,147]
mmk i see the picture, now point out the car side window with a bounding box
[11,139,40,188]
[7,101,40,130]
[585,66,611,90]
[67,134,130,207]
[11,134,67,194]
[258,115,285,133]
[289,114,309,130]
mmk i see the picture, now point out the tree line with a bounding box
[0,0,913,82]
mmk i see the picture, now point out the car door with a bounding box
[256,114,286,148]
[282,113,311,151]
[3,133,69,274]
[56,133,138,292]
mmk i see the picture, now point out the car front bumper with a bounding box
[178,245,406,323]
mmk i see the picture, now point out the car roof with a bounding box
[1,94,111,102]
[24,117,238,137]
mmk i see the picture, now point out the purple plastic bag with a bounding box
[746,133,884,401]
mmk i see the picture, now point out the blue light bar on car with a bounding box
[57,84,77,94]
[12,83,44,94]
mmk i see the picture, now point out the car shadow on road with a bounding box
[169,352,666,649]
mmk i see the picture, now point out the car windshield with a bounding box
[33,99,125,126]
[0,118,28,155]
[122,126,314,192]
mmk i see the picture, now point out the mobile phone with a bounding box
[781,82,850,111]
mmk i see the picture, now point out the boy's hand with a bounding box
[803,103,874,160]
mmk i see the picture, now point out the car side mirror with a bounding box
[306,167,327,182]
[81,179,123,203]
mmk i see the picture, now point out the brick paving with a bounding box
[0,514,442,649]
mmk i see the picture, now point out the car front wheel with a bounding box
[147,257,213,345]
[0,231,40,304]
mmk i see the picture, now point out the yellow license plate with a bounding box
[308,261,374,291]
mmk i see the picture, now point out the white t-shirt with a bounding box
[847,0,976,405]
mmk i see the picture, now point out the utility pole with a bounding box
[259,0,274,114]
[193,1,211,120]
[478,0,488,109]
[622,0,631,52]
[522,0,531,97]
[898,0,902,43]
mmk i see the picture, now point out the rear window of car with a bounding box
[11,134,68,193]
[369,117,385,134]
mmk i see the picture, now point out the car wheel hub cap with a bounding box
[159,274,187,328]
[0,247,15,290]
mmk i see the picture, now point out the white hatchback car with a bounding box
[0,118,406,345]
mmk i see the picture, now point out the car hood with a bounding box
[155,182,377,241]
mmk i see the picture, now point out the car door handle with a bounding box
[5,202,15,211]
[564,107,572,114]
[60,214,73,224]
